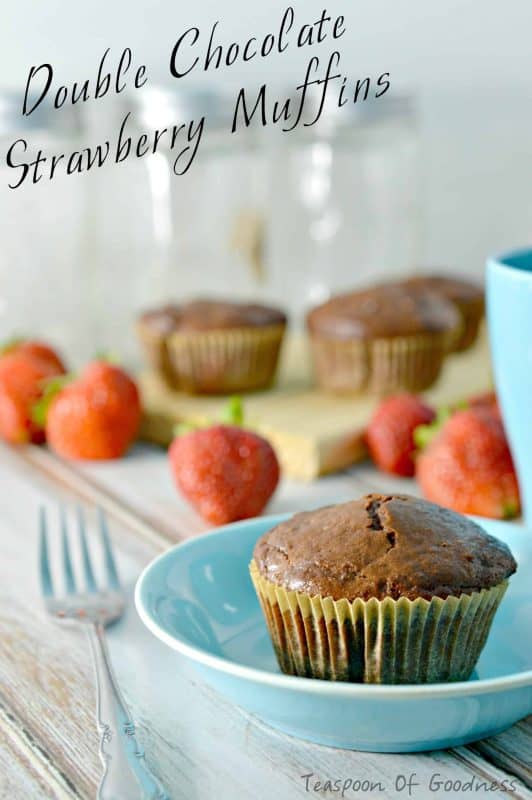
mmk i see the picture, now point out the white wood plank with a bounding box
[471,719,532,788]
[1,443,531,799]
[0,707,75,800]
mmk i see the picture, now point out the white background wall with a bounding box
[3,0,532,92]
[2,0,532,278]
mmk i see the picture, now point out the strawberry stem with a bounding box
[0,336,24,356]
[173,421,199,437]
[502,501,520,520]
[172,396,245,440]
[414,406,453,450]
[31,375,73,428]
[221,395,244,426]
[94,350,121,364]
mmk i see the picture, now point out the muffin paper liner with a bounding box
[163,324,285,394]
[136,321,179,388]
[451,301,485,352]
[309,331,454,394]
[250,561,507,684]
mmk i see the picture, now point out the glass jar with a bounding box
[0,90,88,362]
[264,95,422,320]
[86,87,270,366]
[84,87,421,365]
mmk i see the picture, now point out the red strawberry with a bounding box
[45,362,141,460]
[169,424,280,524]
[416,407,520,519]
[1,339,66,375]
[0,352,65,444]
[467,390,500,416]
[366,394,436,476]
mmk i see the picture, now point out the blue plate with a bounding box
[135,515,532,752]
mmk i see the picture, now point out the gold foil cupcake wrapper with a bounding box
[309,332,453,394]
[166,324,285,394]
[250,561,507,684]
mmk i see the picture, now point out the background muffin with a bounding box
[137,305,182,388]
[306,284,460,394]
[404,274,485,352]
[250,494,516,684]
[137,299,286,394]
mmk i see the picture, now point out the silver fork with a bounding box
[39,505,169,800]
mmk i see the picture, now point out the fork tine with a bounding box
[98,508,120,590]
[77,506,97,592]
[39,507,54,597]
[60,506,76,594]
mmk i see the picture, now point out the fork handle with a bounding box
[88,623,169,800]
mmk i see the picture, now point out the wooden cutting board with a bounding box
[139,326,493,480]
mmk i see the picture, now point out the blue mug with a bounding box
[486,248,532,523]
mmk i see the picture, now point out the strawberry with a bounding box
[416,406,520,519]
[45,361,141,460]
[169,422,280,525]
[366,394,436,476]
[0,339,66,375]
[0,351,65,444]
[467,390,500,416]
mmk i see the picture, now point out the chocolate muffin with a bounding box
[250,494,516,684]
[306,284,460,394]
[404,274,485,352]
[137,299,287,394]
[137,305,182,387]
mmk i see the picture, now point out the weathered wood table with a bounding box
[1,442,530,799]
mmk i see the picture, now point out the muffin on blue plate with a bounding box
[250,494,516,684]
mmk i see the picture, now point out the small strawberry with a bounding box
[366,394,436,476]
[0,352,65,444]
[416,406,520,519]
[467,390,500,416]
[0,339,66,375]
[45,361,141,460]
[169,400,280,524]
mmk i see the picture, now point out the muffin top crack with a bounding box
[253,494,516,601]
